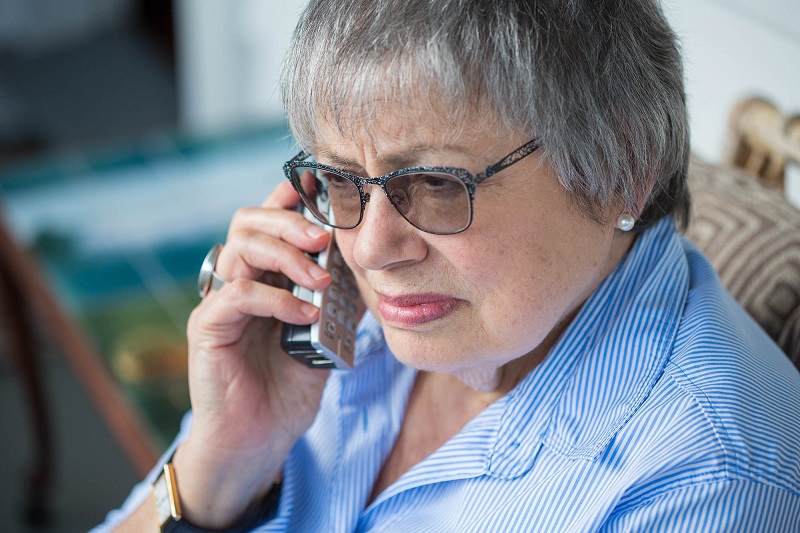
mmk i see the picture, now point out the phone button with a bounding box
[342,279,357,297]
[326,302,339,319]
[342,298,357,316]
[329,285,341,301]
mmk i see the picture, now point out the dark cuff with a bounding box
[164,480,282,533]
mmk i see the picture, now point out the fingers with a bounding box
[263,179,303,210]
[228,205,329,256]
[193,183,333,339]
[221,219,331,289]
[215,203,331,288]
[190,278,319,346]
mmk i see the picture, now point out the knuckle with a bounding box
[224,277,252,300]
[228,207,248,230]
[275,288,298,309]
[228,206,260,233]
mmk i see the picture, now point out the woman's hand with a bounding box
[174,181,334,528]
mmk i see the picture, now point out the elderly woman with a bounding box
[98,0,800,531]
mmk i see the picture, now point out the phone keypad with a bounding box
[317,251,364,367]
[283,231,365,369]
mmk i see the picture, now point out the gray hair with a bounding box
[281,0,690,230]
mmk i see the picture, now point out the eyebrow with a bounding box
[316,149,364,171]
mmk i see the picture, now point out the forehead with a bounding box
[311,103,510,168]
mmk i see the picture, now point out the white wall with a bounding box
[664,0,800,206]
[174,0,306,134]
[664,0,800,159]
[174,0,800,202]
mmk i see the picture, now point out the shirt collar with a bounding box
[488,217,689,477]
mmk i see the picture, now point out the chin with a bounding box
[390,342,505,392]
[384,332,460,371]
[383,330,487,373]
[389,347,455,372]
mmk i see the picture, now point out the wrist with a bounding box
[170,442,282,529]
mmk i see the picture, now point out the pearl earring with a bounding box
[616,214,635,232]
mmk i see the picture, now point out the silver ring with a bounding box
[197,243,227,298]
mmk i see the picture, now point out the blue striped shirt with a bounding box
[95,218,800,531]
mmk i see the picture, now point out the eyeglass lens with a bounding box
[291,167,472,234]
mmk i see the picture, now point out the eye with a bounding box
[410,173,463,197]
[390,189,408,206]
[323,171,350,188]
[418,174,453,189]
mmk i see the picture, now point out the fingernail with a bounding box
[305,225,328,239]
[301,303,318,317]
[308,263,329,281]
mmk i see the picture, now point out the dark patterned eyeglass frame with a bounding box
[283,138,541,235]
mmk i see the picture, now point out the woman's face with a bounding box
[316,113,633,381]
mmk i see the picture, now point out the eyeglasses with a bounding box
[283,139,540,235]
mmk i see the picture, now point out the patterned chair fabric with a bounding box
[686,156,800,365]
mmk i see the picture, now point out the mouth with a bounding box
[376,292,463,327]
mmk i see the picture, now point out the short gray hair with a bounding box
[281,0,690,230]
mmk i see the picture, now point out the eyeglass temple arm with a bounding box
[478,139,541,180]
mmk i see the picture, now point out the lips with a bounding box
[376,293,462,326]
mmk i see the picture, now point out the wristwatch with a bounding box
[151,460,282,532]
[152,462,183,532]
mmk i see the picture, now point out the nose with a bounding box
[350,184,427,271]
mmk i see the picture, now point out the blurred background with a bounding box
[0,0,798,531]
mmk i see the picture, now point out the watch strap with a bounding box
[153,460,282,533]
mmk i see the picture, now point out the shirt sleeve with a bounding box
[87,411,194,533]
[600,479,800,532]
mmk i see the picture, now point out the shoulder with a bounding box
[600,236,800,511]
[645,240,800,497]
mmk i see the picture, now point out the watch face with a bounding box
[153,473,173,525]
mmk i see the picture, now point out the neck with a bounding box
[449,306,571,395]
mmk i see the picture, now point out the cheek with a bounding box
[461,208,559,300]
[464,216,609,347]
[466,240,560,345]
